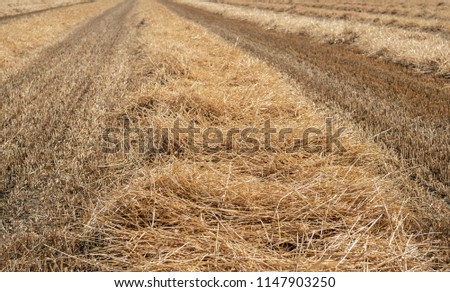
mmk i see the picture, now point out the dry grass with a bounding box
[217,0,450,21]
[0,0,120,80]
[286,0,450,21]
[165,1,449,200]
[215,0,450,34]
[78,0,449,271]
[0,0,92,18]
[182,0,450,76]
[1,0,449,271]
[1,0,140,271]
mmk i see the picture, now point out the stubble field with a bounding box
[0,0,94,18]
[1,0,449,271]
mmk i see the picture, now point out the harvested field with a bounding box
[213,0,450,20]
[1,0,449,272]
[170,0,450,200]
[0,0,121,79]
[0,0,93,18]
[183,0,450,77]
[213,0,450,34]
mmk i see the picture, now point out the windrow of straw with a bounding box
[178,0,450,77]
[77,0,449,271]
[213,0,450,20]
[212,0,450,35]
